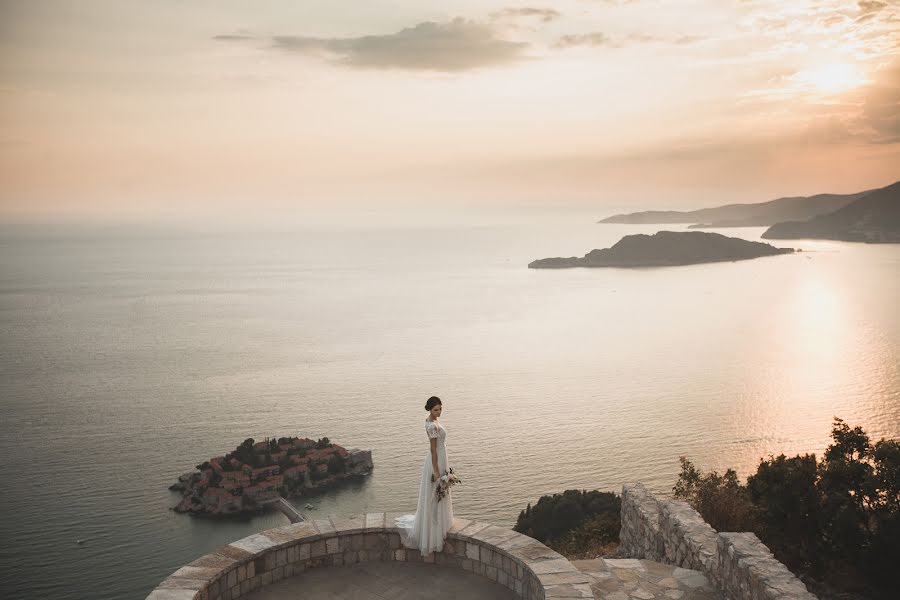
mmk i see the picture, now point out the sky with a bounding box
[0,0,899,221]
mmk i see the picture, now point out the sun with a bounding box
[790,62,870,95]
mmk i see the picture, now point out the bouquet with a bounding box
[435,467,461,503]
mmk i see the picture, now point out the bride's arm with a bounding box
[430,438,440,482]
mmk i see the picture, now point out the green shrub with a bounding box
[675,418,899,599]
[514,489,620,557]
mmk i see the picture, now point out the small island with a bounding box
[170,436,373,517]
[528,230,794,268]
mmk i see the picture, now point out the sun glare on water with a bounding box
[791,62,870,95]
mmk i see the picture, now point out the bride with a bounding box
[395,396,454,555]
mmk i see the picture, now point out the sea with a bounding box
[1,206,898,600]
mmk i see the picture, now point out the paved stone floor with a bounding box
[245,561,518,600]
[573,559,722,600]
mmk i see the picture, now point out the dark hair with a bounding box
[425,396,442,411]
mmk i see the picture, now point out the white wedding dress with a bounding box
[395,418,454,555]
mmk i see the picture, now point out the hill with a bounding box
[762,181,900,242]
[599,191,868,226]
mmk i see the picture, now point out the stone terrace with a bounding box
[145,512,596,600]
[245,560,517,599]
[147,482,817,600]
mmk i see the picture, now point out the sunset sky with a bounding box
[1,0,898,221]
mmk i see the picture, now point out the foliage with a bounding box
[746,453,821,568]
[225,438,257,467]
[316,437,331,449]
[673,457,756,532]
[514,489,620,557]
[310,465,327,482]
[327,454,346,475]
[674,418,899,599]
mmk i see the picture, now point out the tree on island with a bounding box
[327,454,346,475]
[225,438,256,466]
[316,437,330,449]
[675,418,899,599]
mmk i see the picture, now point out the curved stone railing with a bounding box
[619,483,817,600]
[146,511,595,600]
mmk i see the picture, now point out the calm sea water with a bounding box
[2,209,898,600]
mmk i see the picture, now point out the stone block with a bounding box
[297,543,310,561]
[326,537,340,555]
[466,542,480,561]
[146,591,199,600]
[229,533,278,556]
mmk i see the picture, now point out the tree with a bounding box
[327,454,346,475]
[674,457,755,532]
[514,489,620,555]
[676,418,899,598]
[746,454,820,569]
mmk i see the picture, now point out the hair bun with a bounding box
[424,396,442,411]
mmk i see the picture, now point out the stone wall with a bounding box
[618,481,664,561]
[145,512,596,600]
[619,483,817,600]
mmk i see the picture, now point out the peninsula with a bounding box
[598,190,868,227]
[528,231,794,268]
[762,180,900,243]
[170,436,373,517]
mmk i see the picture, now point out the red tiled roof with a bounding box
[251,466,280,477]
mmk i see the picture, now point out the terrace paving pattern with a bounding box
[573,558,722,600]
[245,560,517,600]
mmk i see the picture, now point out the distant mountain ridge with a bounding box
[762,180,900,243]
[599,191,871,227]
[528,231,794,268]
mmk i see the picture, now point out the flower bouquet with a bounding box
[436,467,461,502]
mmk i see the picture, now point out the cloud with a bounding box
[858,1,888,15]
[554,31,702,48]
[863,60,900,143]
[212,34,254,41]
[554,32,612,47]
[215,18,529,72]
[490,7,561,23]
[673,35,706,45]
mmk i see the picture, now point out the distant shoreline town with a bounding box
[170,436,373,517]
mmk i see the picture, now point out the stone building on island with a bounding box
[172,436,374,517]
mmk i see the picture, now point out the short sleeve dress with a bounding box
[394,418,454,555]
